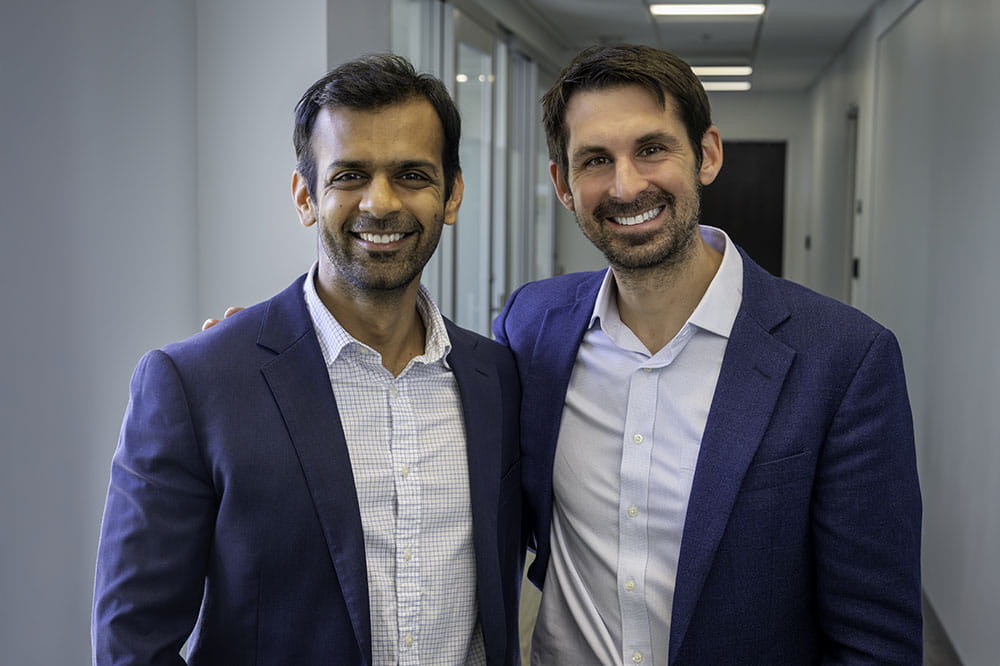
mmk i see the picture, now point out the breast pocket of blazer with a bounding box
[740,449,813,492]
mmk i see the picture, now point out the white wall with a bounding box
[195,0,329,315]
[805,19,878,304]
[868,1,1000,663]
[812,0,1000,663]
[0,1,198,662]
[708,91,812,285]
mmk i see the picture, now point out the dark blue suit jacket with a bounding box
[494,249,922,664]
[93,275,523,665]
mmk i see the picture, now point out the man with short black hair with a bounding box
[93,54,522,665]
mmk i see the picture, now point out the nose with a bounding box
[611,158,648,202]
[360,174,402,218]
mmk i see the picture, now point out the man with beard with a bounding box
[494,44,922,664]
[92,54,522,665]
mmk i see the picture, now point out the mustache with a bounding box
[347,211,420,233]
[593,188,674,220]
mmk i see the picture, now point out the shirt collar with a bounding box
[590,224,744,340]
[303,262,453,370]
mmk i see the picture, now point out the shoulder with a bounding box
[496,269,604,336]
[508,270,605,311]
[149,276,310,384]
[445,319,516,370]
[740,257,901,375]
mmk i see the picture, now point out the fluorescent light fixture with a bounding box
[701,80,752,91]
[650,4,765,16]
[692,66,753,76]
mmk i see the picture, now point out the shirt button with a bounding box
[632,651,643,663]
[627,506,639,518]
[642,367,652,373]
[401,465,410,478]
[632,433,644,444]
[390,386,399,398]
[405,634,414,646]
[403,549,413,561]
[624,579,636,591]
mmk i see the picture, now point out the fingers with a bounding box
[201,307,246,332]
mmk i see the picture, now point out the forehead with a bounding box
[310,97,444,164]
[564,84,684,149]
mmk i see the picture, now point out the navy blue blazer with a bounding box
[93,275,523,665]
[494,249,922,664]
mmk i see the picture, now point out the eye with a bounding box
[582,155,611,168]
[638,144,666,158]
[398,171,432,188]
[329,171,367,188]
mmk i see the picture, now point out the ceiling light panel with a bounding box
[650,4,766,16]
[692,66,753,76]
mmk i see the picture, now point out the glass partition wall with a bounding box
[392,0,556,336]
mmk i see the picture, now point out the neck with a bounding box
[315,270,427,377]
[611,236,722,355]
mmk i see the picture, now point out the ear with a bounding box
[698,125,723,186]
[549,161,575,211]
[292,170,316,227]
[443,171,464,226]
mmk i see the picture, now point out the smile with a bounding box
[611,206,664,226]
[358,232,406,244]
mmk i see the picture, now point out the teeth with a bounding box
[359,232,405,244]
[612,207,663,226]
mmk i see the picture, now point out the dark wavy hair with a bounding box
[293,53,461,201]
[542,44,712,179]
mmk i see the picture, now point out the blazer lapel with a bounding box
[445,322,507,658]
[520,276,602,566]
[257,278,372,665]
[668,257,795,664]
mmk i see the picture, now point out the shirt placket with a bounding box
[617,364,657,666]
[390,375,422,665]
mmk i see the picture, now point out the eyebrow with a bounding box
[570,131,686,165]
[324,159,441,177]
[634,131,685,150]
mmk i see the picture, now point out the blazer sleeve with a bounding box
[813,328,923,664]
[92,350,217,665]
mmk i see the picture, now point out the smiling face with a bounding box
[293,97,463,296]
[552,84,722,272]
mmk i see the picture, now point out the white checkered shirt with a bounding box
[304,265,485,666]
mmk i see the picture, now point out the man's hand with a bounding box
[201,306,245,331]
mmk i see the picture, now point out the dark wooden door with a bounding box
[700,141,786,276]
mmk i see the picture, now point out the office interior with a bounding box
[1,0,996,663]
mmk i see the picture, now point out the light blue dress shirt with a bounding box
[530,227,743,666]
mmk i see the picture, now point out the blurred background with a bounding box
[1,0,996,663]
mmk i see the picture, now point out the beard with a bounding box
[578,183,702,272]
[320,211,443,293]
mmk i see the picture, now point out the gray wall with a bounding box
[810,0,1000,663]
[868,1,1000,663]
[195,0,328,315]
[1,1,199,662]
[0,0,379,662]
